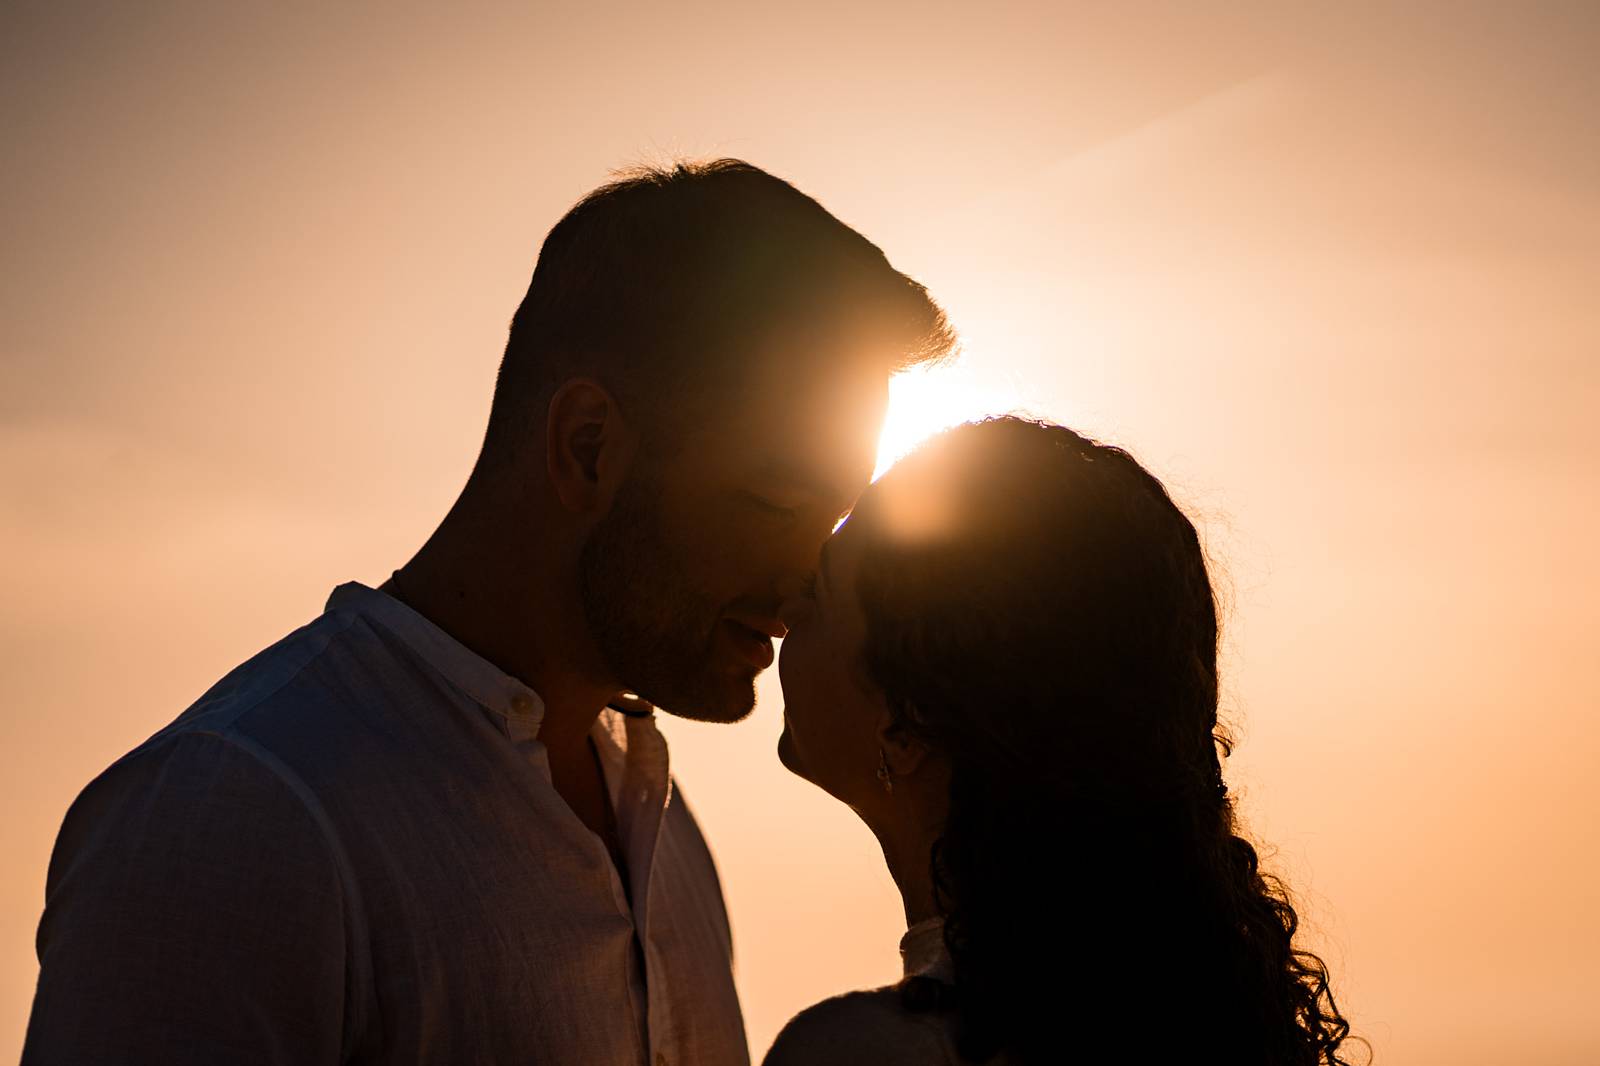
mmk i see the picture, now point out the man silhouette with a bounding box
[23,160,954,1066]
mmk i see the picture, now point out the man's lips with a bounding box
[728,615,788,641]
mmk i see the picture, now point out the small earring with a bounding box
[876,748,894,794]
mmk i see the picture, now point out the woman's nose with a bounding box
[775,573,814,629]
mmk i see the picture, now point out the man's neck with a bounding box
[385,526,619,765]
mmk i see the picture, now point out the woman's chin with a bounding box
[776,723,804,777]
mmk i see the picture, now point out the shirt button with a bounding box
[510,694,533,714]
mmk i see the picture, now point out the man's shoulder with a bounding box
[163,606,367,739]
[77,607,371,822]
[50,606,388,891]
[91,604,397,817]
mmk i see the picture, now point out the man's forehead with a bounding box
[748,453,851,501]
[744,345,888,427]
[731,364,888,488]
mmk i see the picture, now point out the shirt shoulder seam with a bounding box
[146,606,386,1055]
[139,724,375,1058]
[159,608,366,739]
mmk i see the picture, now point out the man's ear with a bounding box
[545,379,635,515]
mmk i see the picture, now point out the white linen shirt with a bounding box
[25,582,749,1066]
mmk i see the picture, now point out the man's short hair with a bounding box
[481,159,956,462]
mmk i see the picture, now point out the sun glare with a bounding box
[873,362,1025,480]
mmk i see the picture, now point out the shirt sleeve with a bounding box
[22,730,357,1065]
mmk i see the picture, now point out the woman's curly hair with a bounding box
[852,417,1356,1064]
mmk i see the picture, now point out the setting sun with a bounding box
[874,361,1027,479]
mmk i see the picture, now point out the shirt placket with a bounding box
[610,712,673,1064]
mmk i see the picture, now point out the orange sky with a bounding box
[3,4,1598,1062]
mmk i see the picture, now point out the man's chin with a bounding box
[642,673,758,724]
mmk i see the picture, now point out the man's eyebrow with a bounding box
[755,458,844,503]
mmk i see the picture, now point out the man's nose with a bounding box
[775,569,813,603]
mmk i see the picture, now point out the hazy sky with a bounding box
[3,3,1597,1062]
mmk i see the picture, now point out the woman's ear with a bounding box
[875,705,936,778]
[545,379,635,514]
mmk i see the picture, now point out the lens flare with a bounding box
[873,361,1027,480]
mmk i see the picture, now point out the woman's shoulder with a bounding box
[762,986,960,1066]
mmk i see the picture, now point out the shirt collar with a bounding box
[900,917,954,983]
[324,581,547,730]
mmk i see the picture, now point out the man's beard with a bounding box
[578,471,758,722]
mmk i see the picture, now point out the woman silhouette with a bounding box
[767,417,1356,1065]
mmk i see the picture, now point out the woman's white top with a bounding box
[762,919,970,1065]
